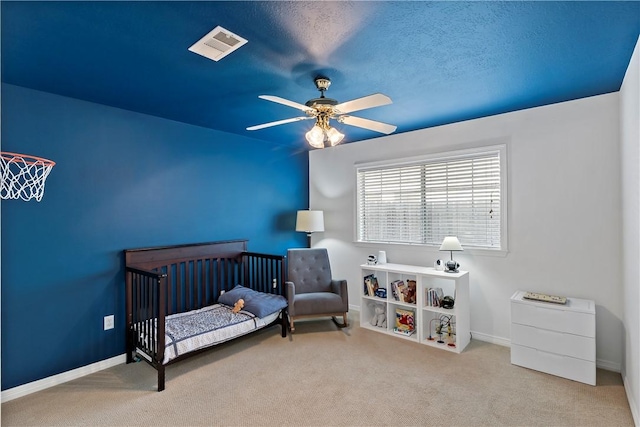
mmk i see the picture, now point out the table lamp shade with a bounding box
[296,210,324,233]
[439,236,463,252]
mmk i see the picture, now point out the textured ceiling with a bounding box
[2,1,639,149]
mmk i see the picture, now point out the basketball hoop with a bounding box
[1,152,56,202]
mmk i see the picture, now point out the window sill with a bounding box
[353,240,508,258]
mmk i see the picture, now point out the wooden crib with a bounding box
[124,239,286,391]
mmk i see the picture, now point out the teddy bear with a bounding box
[402,280,417,304]
[370,303,386,328]
[232,298,244,313]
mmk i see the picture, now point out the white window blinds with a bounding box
[356,148,503,249]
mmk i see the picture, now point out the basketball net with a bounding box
[1,152,56,202]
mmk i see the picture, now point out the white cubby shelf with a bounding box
[360,262,470,353]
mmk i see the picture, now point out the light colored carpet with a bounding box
[1,313,634,426]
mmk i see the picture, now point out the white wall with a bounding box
[310,92,623,369]
[621,36,640,424]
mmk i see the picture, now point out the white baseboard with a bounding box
[597,358,621,373]
[1,354,126,403]
[471,330,511,347]
[622,374,639,427]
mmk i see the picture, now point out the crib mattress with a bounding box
[137,304,280,365]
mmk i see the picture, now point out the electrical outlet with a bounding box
[104,315,114,330]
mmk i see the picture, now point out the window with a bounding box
[356,145,506,251]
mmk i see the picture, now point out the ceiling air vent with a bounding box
[188,26,248,62]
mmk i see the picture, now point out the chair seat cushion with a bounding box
[294,292,344,316]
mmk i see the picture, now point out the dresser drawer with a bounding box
[511,323,595,362]
[511,343,596,385]
[511,300,595,337]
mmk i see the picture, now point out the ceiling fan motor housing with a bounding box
[305,97,338,108]
[307,76,336,109]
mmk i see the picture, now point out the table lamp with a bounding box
[439,236,463,273]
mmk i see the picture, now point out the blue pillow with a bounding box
[218,285,287,318]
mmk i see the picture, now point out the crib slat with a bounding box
[224,258,229,292]
[166,266,173,315]
[191,260,196,310]
[209,258,215,304]
[177,262,184,313]
[200,259,206,308]
[261,258,267,293]
[185,261,192,311]
[198,261,201,308]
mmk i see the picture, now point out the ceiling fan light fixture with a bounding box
[326,127,344,146]
[305,125,325,149]
[250,75,395,147]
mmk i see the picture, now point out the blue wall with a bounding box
[0,83,309,390]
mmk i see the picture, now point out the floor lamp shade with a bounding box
[296,210,324,233]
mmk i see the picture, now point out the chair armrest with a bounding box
[331,279,349,309]
[285,281,296,315]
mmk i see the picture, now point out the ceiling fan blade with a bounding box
[247,116,313,131]
[334,93,392,114]
[259,95,313,112]
[340,115,397,134]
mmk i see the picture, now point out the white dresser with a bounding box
[510,290,596,385]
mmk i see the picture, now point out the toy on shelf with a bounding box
[394,307,415,336]
[364,274,379,296]
[402,280,417,304]
[369,302,387,328]
[428,315,455,347]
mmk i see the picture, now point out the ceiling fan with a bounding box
[247,77,397,148]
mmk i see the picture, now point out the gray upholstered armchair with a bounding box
[285,248,349,332]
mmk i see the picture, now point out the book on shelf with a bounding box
[393,327,415,336]
[425,287,444,307]
[395,307,415,334]
[394,280,407,302]
[363,274,379,297]
[390,280,404,301]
